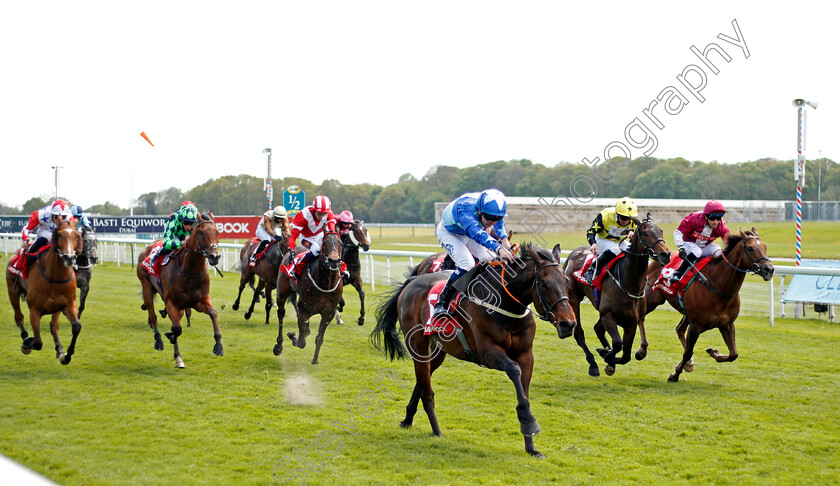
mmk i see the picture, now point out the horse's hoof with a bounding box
[706,348,719,358]
[21,345,31,355]
[60,354,71,365]
[357,318,364,326]
[273,344,282,356]
[311,358,319,365]
[154,340,164,351]
[165,332,177,344]
[596,347,611,358]
[141,304,147,311]
[668,373,679,382]
[604,364,616,376]
[159,309,167,318]
[213,344,224,357]
[635,349,647,361]
[23,337,34,348]
[244,312,251,320]
[588,366,600,377]
[175,357,185,368]
[335,316,344,325]
[399,420,412,428]
[520,420,541,437]
[232,302,239,311]
[684,361,695,373]
[528,450,546,459]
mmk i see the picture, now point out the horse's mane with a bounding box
[723,231,754,256]
[517,243,553,263]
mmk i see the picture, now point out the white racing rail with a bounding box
[2,234,835,322]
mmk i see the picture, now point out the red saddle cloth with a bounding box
[251,239,276,267]
[572,253,625,291]
[141,241,166,277]
[423,280,465,336]
[9,244,52,279]
[429,254,447,273]
[652,254,713,295]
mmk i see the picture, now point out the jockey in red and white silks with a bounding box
[286,195,347,281]
[670,199,731,283]
[21,199,73,255]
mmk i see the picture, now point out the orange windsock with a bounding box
[140,131,154,147]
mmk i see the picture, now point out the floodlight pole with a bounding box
[51,165,63,199]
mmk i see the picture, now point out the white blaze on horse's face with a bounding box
[62,228,76,255]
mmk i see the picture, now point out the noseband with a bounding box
[624,221,665,259]
[184,220,219,259]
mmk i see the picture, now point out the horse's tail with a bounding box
[407,263,420,277]
[371,277,415,361]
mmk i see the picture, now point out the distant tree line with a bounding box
[4,157,837,222]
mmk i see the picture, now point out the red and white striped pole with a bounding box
[795,106,804,267]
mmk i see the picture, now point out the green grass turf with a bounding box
[1,263,838,485]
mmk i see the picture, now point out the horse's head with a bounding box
[632,213,670,265]
[521,244,577,339]
[321,231,343,271]
[351,220,371,251]
[191,213,221,267]
[725,228,774,281]
[82,227,99,264]
[52,220,82,268]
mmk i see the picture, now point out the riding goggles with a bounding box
[706,213,724,221]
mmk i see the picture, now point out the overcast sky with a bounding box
[1,1,837,211]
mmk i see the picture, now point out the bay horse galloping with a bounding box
[274,231,343,364]
[137,212,223,368]
[336,219,371,326]
[75,225,99,318]
[6,220,83,364]
[644,229,774,382]
[232,233,289,324]
[371,245,577,458]
[563,215,671,376]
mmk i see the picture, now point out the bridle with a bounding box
[623,220,666,260]
[321,231,342,271]
[182,220,219,259]
[485,259,570,325]
[722,235,770,275]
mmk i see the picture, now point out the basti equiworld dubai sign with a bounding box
[0,216,261,239]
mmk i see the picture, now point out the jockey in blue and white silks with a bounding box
[432,189,515,318]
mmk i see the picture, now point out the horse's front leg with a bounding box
[708,323,738,362]
[232,270,250,311]
[26,307,45,353]
[140,278,163,351]
[8,283,29,353]
[596,314,623,373]
[355,280,366,326]
[194,296,223,357]
[245,278,265,321]
[570,299,599,377]
[614,319,638,365]
[675,315,694,372]
[163,301,185,368]
[263,283,275,325]
[481,344,543,458]
[49,312,64,360]
[274,286,289,356]
[310,311,335,365]
[59,301,82,365]
[78,279,89,318]
[635,317,648,361]
[669,324,699,382]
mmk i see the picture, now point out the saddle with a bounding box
[572,253,625,291]
[251,239,278,266]
[9,244,52,280]
[141,242,178,278]
[424,280,464,335]
[652,254,713,296]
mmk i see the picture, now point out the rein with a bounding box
[483,259,569,323]
[178,219,223,278]
[36,252,74,284]
[613,221,663,299]
[685,236,768,300]
[306,232,342,293]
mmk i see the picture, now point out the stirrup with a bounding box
[432,301,451,318]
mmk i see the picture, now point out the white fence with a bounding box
[2,234,836,323]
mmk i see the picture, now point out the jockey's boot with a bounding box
[251,240,268,267]
[149,248,169,268]
[432,268,465,319]
[670,252,698,284]
[586,251,614,285]
[290,251,315,284]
